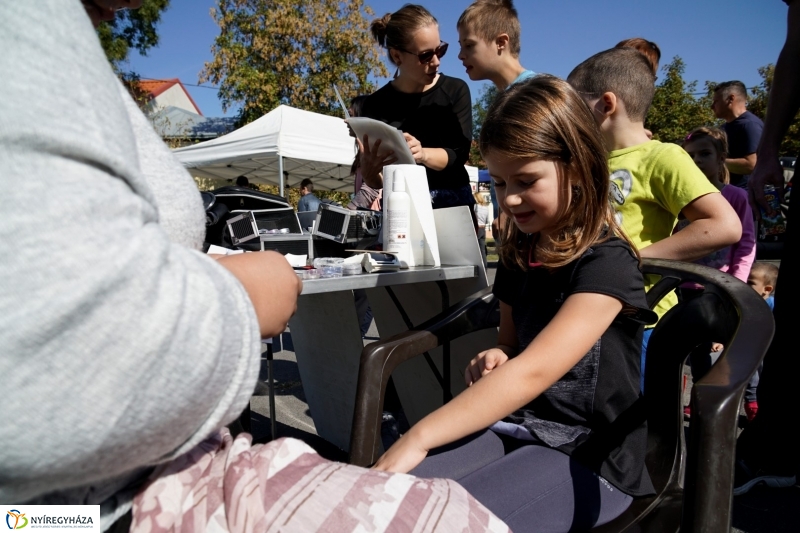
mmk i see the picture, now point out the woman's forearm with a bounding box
[421,147,449,171]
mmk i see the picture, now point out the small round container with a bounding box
[342,263,362,276]
[297,268,320,280]
[313,257,345,269]
[320,266,343,278]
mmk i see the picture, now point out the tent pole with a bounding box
[278,155,285,198]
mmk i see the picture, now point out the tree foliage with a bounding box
[646,56,717,144]
[469,84,498,168]
[201,0,388,126]
[97,0,171,73]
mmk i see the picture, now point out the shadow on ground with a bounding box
[248,411,348,463]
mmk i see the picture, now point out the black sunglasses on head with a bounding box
[396,41,448,64]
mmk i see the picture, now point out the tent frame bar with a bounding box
[278,155,284,197]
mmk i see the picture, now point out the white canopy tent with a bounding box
[173,105,357,194]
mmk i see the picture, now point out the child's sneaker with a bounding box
[744,401,758,422]
[733,458,796,495]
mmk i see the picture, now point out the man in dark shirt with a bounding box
[297,178,322,213]
[712,80,764,190]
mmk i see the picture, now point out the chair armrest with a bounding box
[349,286,499,466]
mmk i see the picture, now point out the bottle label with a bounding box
[386,209,409,250]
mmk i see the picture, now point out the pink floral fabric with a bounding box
[131,430,510,533]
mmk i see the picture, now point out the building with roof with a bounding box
[132,78,235,146]
[136,78,203,116]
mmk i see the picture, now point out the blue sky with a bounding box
[127,0,789,118]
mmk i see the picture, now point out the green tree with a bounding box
[748,64,800,157]
[201,0,388,126]
[469,84,498,167]
[646,56,717,144]
[96,0,171,73]
[747,64,774,119]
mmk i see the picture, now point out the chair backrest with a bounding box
[593,259,774,532]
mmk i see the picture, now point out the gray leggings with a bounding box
[410,431,633,533]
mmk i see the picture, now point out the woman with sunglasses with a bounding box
[361,4,474,210]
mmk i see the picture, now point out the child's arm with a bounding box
[372,291,624,474]
[725,190,757,283]
[639,193,742,261]
[464,301,518,386]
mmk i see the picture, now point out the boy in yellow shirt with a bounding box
[567,47,742,389]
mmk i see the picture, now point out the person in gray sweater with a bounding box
[0,0,301,528]
[0,3,510,533]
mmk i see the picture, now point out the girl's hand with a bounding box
[372,431,429,474]
[358,134,397,189]
[465,348,509,386]
[403,133,426,165]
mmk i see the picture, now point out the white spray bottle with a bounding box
[386,171,411,266]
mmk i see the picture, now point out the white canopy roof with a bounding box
[173,105,356,192]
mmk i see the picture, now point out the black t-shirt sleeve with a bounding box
[443,79,472,168]
[569,240,657,325]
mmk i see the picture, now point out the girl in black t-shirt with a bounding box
[373,75,657,533]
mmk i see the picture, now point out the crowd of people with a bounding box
[1,1,797,532]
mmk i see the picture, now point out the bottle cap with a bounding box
[392,174,406,193]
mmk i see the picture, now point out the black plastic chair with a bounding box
[348,259,774,532]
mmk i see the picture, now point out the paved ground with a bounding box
[243,264,798,531]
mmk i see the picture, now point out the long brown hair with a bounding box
[480,75,636,270]
[349,94,369,176]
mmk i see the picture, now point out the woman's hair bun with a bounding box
[370,14,392,47]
